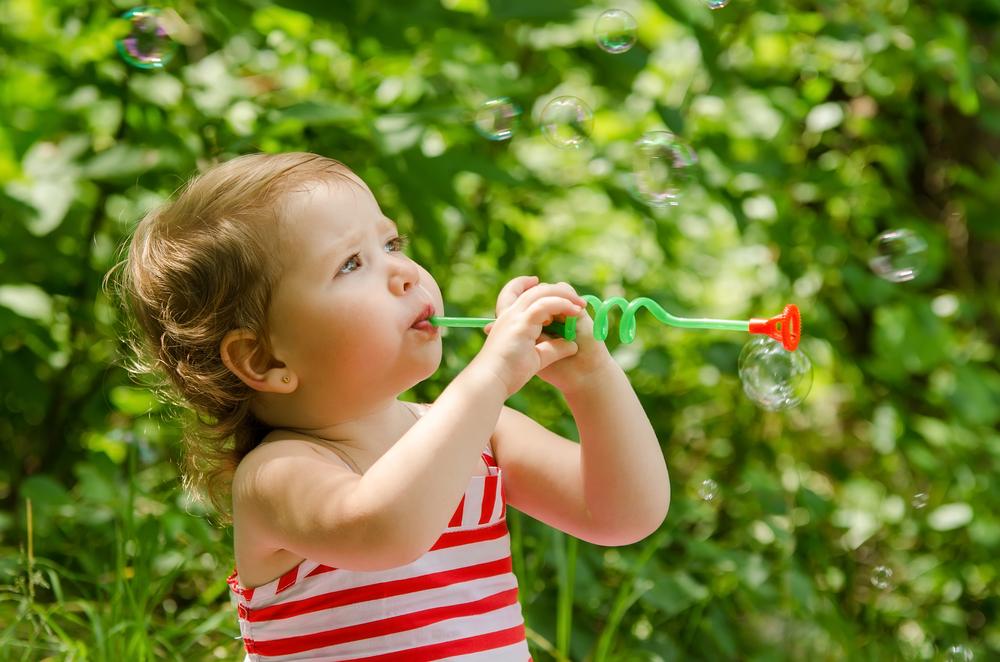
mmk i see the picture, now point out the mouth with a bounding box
[410,304,436,329]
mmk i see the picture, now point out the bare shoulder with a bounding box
[232,432,353,509]
[232,431,363,582]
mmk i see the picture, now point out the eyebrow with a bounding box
[323,217,399,261]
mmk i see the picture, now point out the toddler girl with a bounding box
[112,152,670,660]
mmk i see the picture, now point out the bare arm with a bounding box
[235,366,507,571]
[561,358,669,542]
[491,357,669,546]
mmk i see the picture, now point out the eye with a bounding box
[386,233,410,253]
[338,255,361,275]
[337,234,410,275]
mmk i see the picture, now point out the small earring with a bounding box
[281,376,290,384]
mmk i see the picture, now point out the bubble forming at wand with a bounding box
[430,294,802,352]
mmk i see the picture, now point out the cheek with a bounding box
[324,305,385,349]
[314,316,391,379]
[418,265,444,306]
[329,296,409,355]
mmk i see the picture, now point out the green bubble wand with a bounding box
[430,294,801,351]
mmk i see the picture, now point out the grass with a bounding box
[1,460,661,661]
[0,443,243,662]
[2,437,989,660]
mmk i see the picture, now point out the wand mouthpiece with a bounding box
[749,304,800,351]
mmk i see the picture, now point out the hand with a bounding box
[469,276,585,399]
[487,276,616,395]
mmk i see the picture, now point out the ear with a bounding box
[220,329,297,393]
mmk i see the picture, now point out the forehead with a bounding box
[275,178,393,263]
[286,174,372,219]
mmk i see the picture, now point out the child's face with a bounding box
[265,176,444,411]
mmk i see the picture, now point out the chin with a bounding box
[422,344,443,376]
[400,345,442,389]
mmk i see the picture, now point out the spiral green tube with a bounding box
[555,294,749,342]
[429,294,751,344]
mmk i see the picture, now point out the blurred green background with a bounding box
[1,0,998,659]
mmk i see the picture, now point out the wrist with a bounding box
[459,359,512,402]
[560,355,621,400]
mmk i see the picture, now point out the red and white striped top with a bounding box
[227,447,531,661]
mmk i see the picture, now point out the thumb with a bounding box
[535,338,578,371]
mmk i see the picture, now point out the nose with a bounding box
[389,254,421,295]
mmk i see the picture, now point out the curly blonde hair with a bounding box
[106,152,357,519]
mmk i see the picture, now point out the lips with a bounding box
[411,304,435,328]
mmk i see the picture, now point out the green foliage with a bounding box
[1,0,998,659]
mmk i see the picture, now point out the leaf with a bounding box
[805,102,844,133]
[0,284,52,321]
[927,503,974,531]
[19,475,71,507]
[487,0,581,20]
[4,136,87,235]
[272,101,363,126]
[640,568,709,617]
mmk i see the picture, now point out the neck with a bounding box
[257,396,418,450]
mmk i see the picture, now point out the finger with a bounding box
[524,296,584,327]
[509,274,540,293]
[483,322,493,334]
[535,338,578,371]
[512,281,587,310]
[545,281,585,305]
[569,306,593,333]
[496,275,539,315]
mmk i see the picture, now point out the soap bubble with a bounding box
[946,645,974,661]
[116,7,178,70]
[911,492,929,509]
[870,565,893,590]
[474,97,521,141]
[706,0,730,8]
[868,228,928,283]
[594,9,637,54]
[633,131,698,206]
[540,96,593,149]
[698,479,719,502]
[738,337,812,411]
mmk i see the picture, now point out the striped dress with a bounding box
[227,448,532,661]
